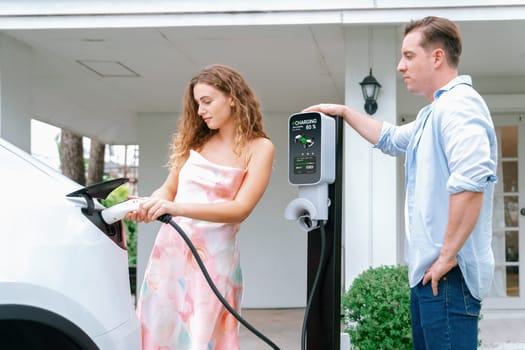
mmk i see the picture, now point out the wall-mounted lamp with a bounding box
[359,69,381,115]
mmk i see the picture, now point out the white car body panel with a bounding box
[0,137,141,349]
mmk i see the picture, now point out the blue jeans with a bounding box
[410,266,481,350]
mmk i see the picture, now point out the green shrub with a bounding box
[341,265,413,350]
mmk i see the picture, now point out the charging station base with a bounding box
[306,116,343,350]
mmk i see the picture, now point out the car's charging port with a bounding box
[66,178,130,250]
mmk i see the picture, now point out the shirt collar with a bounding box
[433,75,472,100]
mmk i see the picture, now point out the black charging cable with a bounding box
[301,221,329,350]
[156,214,280,350]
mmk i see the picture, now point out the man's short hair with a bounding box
[405,16,462,68]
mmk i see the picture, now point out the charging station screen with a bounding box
[289,113,322,184]
[294,156,316,174]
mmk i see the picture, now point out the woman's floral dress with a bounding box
[137,150,247,350]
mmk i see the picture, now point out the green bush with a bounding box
[341,265,413,350]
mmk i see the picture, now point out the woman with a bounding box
[128,64,274,350]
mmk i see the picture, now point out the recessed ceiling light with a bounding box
[76,60,140,77]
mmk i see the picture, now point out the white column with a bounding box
[343,26,400,288]
[0,34,32,152]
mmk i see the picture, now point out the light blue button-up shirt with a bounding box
[375,75,497,300]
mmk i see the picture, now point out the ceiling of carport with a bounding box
[3,19,525,144]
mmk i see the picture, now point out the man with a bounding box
[305,16,497,349]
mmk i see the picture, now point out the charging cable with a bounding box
[156,214,281,350]
[301,221,328,350]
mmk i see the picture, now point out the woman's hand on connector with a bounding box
[137,197,177,223]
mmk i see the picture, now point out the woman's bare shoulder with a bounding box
[249,136,274,152]
[246,137,274,168]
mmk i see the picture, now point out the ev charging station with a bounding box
[285,112,343,350]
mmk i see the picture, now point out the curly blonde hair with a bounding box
[168,64,269,171]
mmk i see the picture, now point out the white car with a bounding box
[0,137,141,350]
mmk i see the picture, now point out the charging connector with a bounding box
[100,198,141,224]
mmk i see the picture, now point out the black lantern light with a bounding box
[359,68,381,115]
